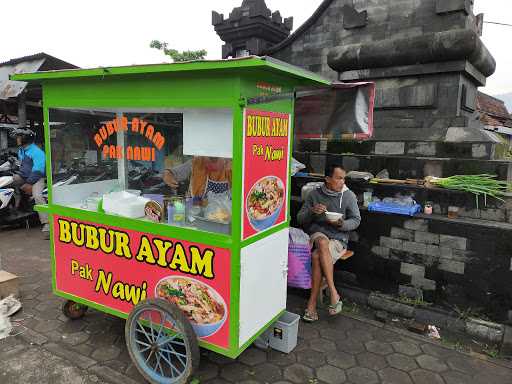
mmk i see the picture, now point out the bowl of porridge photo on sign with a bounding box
[155,276,227,338]
[247,176,285,232]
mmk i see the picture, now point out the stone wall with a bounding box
[357,212,512,321]
[269,0,497,145]
[271,0,474,80]
[291,175,512,322]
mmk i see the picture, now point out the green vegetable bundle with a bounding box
[426,174,511,208]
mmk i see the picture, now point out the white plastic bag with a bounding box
[0,295,21,340]
[291,158,306,176]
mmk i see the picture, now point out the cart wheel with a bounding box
[125,299,200,384]
[62,300,88,320]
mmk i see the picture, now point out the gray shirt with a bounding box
[297,184,361,246]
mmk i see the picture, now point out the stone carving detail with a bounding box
[212,0,293,58]
[342,5,368,29]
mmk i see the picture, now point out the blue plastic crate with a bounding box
[367,202,422,216]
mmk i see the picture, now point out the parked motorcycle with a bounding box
[0,153,37,226]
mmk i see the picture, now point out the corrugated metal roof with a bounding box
[0,58,45,99]
[0,52,77,69]
[0,53,78,100]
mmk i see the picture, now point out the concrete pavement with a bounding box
[1,226,511,384]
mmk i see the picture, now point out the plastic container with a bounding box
[367,201,422,216]
[254,312,300,354]
[172,198,186,226]
[103,191,149,218]
[167,205,175,225]
[363,191,373,207]
[185,197,194,222]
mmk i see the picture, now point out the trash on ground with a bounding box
[0,295,22,340]
[427,325,441,340]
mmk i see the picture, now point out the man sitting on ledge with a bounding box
[297,164,361,322]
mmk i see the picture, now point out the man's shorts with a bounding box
[310,232,347,264]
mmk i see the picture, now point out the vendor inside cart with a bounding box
[163,156,232,201]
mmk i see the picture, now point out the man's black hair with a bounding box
[325,163,346,177]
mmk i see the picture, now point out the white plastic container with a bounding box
[103,191,149,218]
[254,312,300,353]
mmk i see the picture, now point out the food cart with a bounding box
[12,56,374,383]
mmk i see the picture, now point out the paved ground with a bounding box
[1,226,511,384]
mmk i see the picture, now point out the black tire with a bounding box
[125,298,200,384]
[62,300,88,320]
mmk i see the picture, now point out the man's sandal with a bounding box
[303,309,319,322]
[328,299,343,316]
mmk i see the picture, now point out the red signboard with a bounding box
[242,109,290,240]
[53,216,231,348]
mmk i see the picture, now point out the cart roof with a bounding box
[10,56,330,85]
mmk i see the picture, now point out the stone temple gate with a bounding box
[214,1,512,325]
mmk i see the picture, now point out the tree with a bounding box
[150,40,207,62]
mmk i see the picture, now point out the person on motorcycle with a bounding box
[11,127,49,238]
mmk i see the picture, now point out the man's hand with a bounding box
[311,204,327,215]
[163,170,179,188]
[20,183,33,195]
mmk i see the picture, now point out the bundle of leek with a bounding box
[425,175,511,208]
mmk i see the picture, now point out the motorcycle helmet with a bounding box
[10,127,36,146]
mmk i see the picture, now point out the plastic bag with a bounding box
[291,157,306,176]
[287,227,312,289]
[346,171,374,181]
[376,169,390,179]
[204,191,232,223]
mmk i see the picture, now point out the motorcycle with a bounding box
[0,153,37,226]
[0,153,18,210]
[127,161,184,195]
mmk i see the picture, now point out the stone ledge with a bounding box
[361,208,512,231]
[338,284,511,350]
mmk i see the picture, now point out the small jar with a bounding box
[424,202,433,215]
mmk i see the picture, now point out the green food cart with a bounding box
[12,57,332,383]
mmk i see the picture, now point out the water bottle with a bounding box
[167,204,175,225]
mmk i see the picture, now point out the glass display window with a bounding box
[49,108,233,235]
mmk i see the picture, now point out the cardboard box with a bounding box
[0,270,19,299]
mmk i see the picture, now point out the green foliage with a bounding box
[150,40,207,62]
[397,295,432,307]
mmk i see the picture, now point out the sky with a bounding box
[2,0,511,95]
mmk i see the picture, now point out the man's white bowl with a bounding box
[325,212,343,222]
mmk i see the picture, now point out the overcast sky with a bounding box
[2,0,511,95]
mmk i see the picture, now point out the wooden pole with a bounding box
[17,91,27,128]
